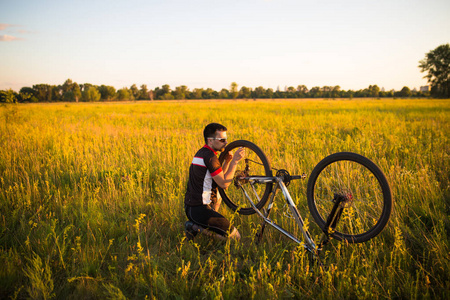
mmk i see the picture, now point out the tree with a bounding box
[345,90,355,99]
[117,88,132,100]
[192,88,203,99]
[149,90,154,101]
[219,89,229,99]
[239,86,251,99]
[98,85,116,101]
[19,87,37,102]
[62,79,81,102]
[139,84,150,100]
[32,84,53,101]
[0,89,18,103]
[161,93,174,100]
[273,90,283,98]
[82,86,101,101]
[253,86,266,98]
[286,86,296,98]
[202,88,216,99]
[130,84,140,100]
[155,84,172,100]
[419,43,450,98]
[309,86,322,98]
[321,86,333,98]
[72,83,81,102]
[161,84,170,94]
[332,86,341,98]
[296,85,308,98]
[81,83,93,92]
[230,82,238,99]
[366,85,380,97]
[64,84,81,102]
[62,79,74,94]
[51,85,63,101]
[399,86,412,97]
[174,85,188,100]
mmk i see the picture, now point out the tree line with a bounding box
[0,80,427,103]
[1,43,448,103]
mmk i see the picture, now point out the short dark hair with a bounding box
[203,123,227,143]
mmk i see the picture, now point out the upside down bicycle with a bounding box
[218,140,392,260]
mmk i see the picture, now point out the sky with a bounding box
[1,0,449,92]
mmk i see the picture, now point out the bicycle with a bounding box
[218,140,392,260]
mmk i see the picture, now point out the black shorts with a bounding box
[185,204,233,237]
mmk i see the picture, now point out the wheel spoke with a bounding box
[218,140,272,215]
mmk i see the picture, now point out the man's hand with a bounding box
[213,147,246,189]
[232,147,245,163]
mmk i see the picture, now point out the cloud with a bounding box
[0,34,24,41]
[0,23,14,30]
[0,24,29,41]
[0,24,36,39]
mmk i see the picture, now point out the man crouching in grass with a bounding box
[184,123,245,241]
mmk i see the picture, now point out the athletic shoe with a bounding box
[185,221,198,241]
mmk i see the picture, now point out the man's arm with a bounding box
[212,148,245,189]
[221,151,233,174]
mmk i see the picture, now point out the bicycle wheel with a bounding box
[218,140,273,215]
[307,152,392,243]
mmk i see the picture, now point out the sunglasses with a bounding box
[208,137,228,143]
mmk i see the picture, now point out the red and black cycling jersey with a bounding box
[185,145,223,206]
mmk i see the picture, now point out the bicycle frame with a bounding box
[237,175,347,258]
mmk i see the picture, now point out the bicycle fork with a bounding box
[317,193,350,250]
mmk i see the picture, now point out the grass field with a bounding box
[0,99,449,299]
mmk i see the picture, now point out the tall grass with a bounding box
[0,99,448,299]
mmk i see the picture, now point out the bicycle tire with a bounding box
[307,152,392,243]
[218,140,273,215]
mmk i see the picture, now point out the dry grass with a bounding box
[0,99,448,299]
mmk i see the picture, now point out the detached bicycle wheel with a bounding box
[307,152,392,243]
[218,140,273,215]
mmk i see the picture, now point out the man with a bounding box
[184,123,245,241]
